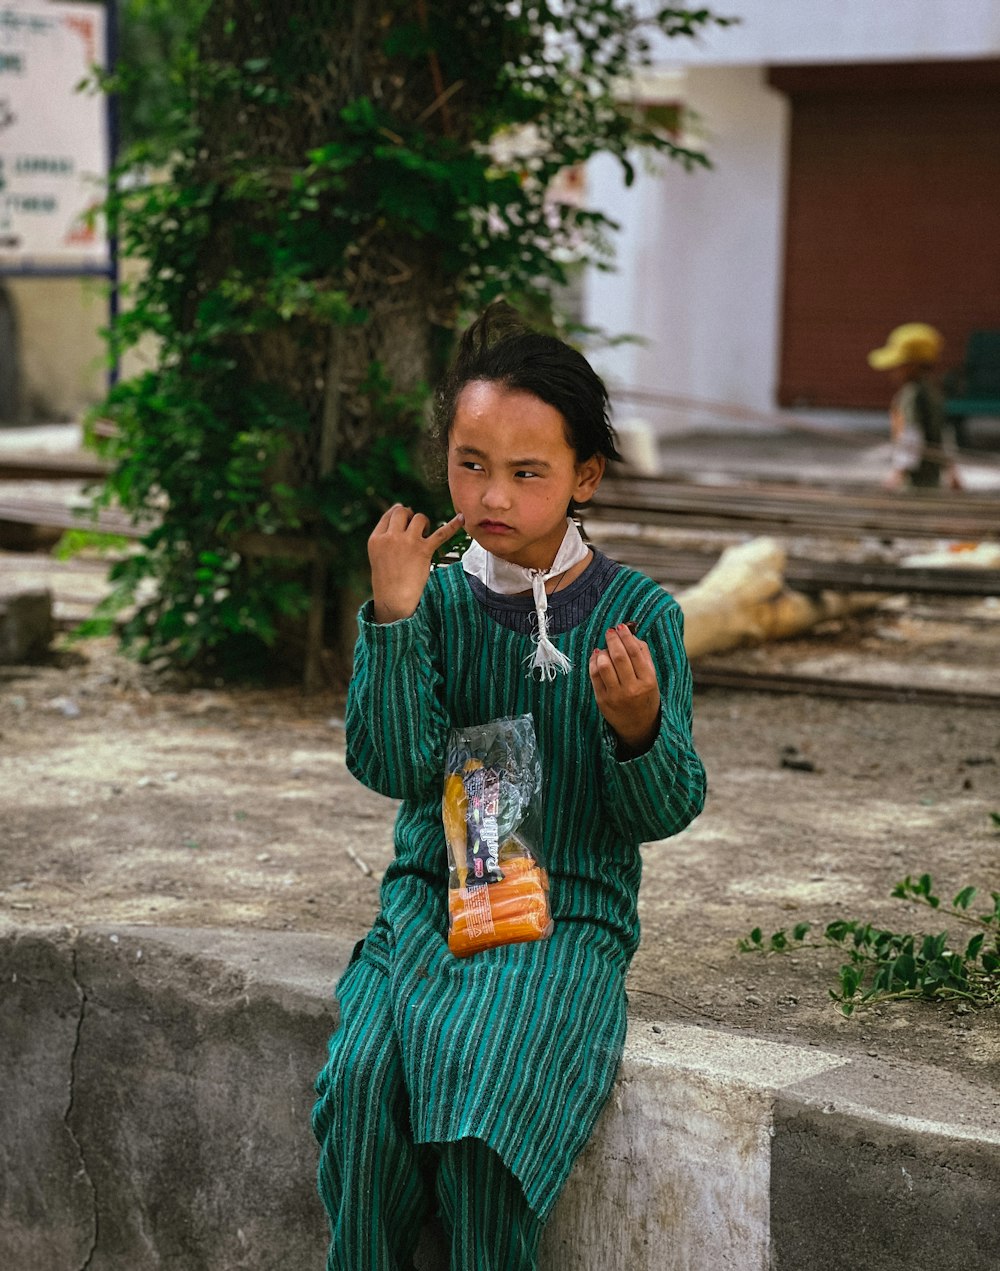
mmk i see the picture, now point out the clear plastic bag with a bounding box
[442,715,554,957]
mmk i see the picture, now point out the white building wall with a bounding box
[653,0,1000,67]
[6,277,107,421]
[586,66,788,416]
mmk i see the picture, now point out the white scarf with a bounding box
[462,519,590,680]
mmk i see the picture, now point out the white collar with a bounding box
[461,519,590,679]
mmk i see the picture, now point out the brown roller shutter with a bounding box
[771,61,1000,409]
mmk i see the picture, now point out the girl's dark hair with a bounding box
[433,302,623,465]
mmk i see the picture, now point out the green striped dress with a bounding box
[343,555,705,1223]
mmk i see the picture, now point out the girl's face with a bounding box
[447,380,605,570]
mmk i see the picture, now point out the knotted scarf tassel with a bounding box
[525,573,573,680]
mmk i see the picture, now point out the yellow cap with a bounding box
[867,323,943,370]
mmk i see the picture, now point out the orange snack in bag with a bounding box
[448,854,553,957]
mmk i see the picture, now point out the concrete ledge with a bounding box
[2,924,999,1270]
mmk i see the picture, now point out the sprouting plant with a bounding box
[740,872,1000,1016]
[53,530,132,560]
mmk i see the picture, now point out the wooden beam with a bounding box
[588,477,1000,541]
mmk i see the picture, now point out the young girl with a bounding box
[311,304,706,1270]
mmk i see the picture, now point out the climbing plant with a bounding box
[89,1,730,675]
[113,0,211,153]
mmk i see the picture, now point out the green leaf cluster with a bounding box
[740,860,1000,1016]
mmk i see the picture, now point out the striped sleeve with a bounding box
[344,592,448,801]
[597,600,706,842]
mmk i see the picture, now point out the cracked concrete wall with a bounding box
[0,926,800,1271]
[5,925,1000,1271]
[2,926,345,1271]
[69,931,339,1271]
[0,930,95,1267]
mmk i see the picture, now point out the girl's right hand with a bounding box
[369,505,465,624]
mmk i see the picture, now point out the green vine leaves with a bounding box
[740,864,1000,1017]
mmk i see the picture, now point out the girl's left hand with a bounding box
[589,624,661,757]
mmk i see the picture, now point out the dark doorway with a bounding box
[771,61,1000,409]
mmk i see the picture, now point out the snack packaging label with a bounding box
[466,764,502,884]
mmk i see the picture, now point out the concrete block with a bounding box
[0,928,94,1268]
[771,1104,1000,1269]
[67,927,354,1271]
[4,925,1000,1271]
[0,588,52,662]
[540,1028,846,1270]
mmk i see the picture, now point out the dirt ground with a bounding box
[2,594,999,1089]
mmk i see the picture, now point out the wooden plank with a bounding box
[0,454,109,480]
[589,478,1000,540]
[0,552,116,578]
[595,476,1000,517]
[693,666,1000,709]
[0,498,144,538]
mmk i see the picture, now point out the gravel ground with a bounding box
[2,602,998,1088]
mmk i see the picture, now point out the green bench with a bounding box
[944,329,1000,446]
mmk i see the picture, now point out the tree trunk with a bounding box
[192,0,458,681]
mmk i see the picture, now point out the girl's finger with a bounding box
[427,511,466,549]
[589,647,620,693]
[386,503,413,532]
[614,625,656,680]
[604,628,640,683]
[406,511,431,538]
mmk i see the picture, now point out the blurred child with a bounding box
[867,323,961,490]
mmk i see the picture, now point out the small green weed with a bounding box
[53,529,131,560]
[740,870,1000,1016]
